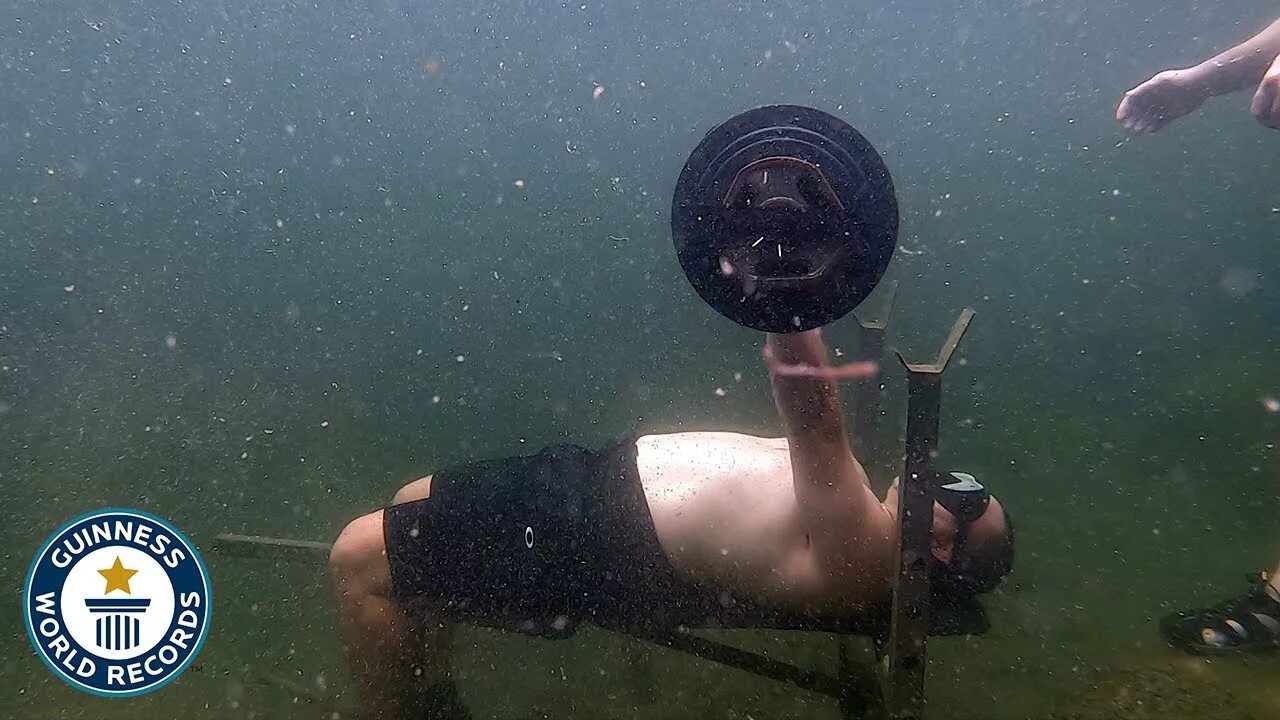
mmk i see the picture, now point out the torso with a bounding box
[635,431,888,613]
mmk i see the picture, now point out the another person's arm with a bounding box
[1118,16,1280,133]
[1250,52,1280,128]
[1190,18,1280,96]
[764,331,893,591]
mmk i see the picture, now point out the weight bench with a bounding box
[215,306,981,720]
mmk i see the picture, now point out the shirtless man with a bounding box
[328,330,1014,719]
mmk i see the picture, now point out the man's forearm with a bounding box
[1191,18,1280,96]
[766,331,891,596]
[765,331,847,442]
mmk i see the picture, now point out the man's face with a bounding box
[930,502,960,565]
[933,495,1008,566]
[884,481,1007,566]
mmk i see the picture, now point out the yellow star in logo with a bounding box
[98,556,138,595]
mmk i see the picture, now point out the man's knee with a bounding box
[391,475,433,505]
[330,511,389,594]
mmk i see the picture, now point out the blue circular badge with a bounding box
[23,508,213,697]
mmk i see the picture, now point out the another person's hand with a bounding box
[1116,68,1211,134]
[1250,54,1280,129]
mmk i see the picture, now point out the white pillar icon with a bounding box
[86,599,151,652]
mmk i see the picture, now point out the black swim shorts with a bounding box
[383,437,697,638]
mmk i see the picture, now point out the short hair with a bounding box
[966,508,1015,593]
[934,507,1015,597]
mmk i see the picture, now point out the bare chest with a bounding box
[634,433,815,598]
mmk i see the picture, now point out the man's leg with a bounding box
[330,477,461,719]
[1158,428,1280,655]
[1158,553,1280,655]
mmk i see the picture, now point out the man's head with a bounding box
[885,471,1015,596]
[930,472,1014,596]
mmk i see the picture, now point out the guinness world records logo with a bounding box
[23,508,213,696]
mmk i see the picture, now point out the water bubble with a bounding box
[1220,267,1260,298]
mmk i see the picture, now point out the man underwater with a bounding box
[328,329,1015,719]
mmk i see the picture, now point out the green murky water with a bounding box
[3,0,1280,718]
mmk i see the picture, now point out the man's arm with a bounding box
[1192,17,1280,97]
[765,331,893,591]
[1118,16,1280,133]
